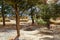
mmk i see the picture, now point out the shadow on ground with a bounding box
[41,37,54,40]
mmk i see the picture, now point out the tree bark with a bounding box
[14,4,20,37]
[2,0,5,26]
[31,15,34,24]
[31,7,35,25]
[46,19,50,29]
[47,22,50,29]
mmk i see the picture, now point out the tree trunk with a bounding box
[47,22,50,29]
[31,7,34,25]
[46,19,50,29]
[14,4,20,37]
[2,0,5,26]
[31,15,34,24]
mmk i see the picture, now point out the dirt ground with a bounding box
[0,20,60,40]
[0,24,60,40]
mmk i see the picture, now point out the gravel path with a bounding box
[0,28,54,40]
[0,20,60,40]
[0,28,60,40]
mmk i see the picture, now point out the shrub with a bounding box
[0,18,3,22]
[0,17,10,22]
[36,18,47,25]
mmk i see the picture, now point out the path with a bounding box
[0,27,54,40]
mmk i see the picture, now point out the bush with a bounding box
[36,18,47,25]
[0,18,3,22]
[0,17,10,22]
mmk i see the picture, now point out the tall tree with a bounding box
[4,0,20,37]
[2,0,5,26]
[37,4,60,29]
[26,0,38,25]
[26,0,47,25]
